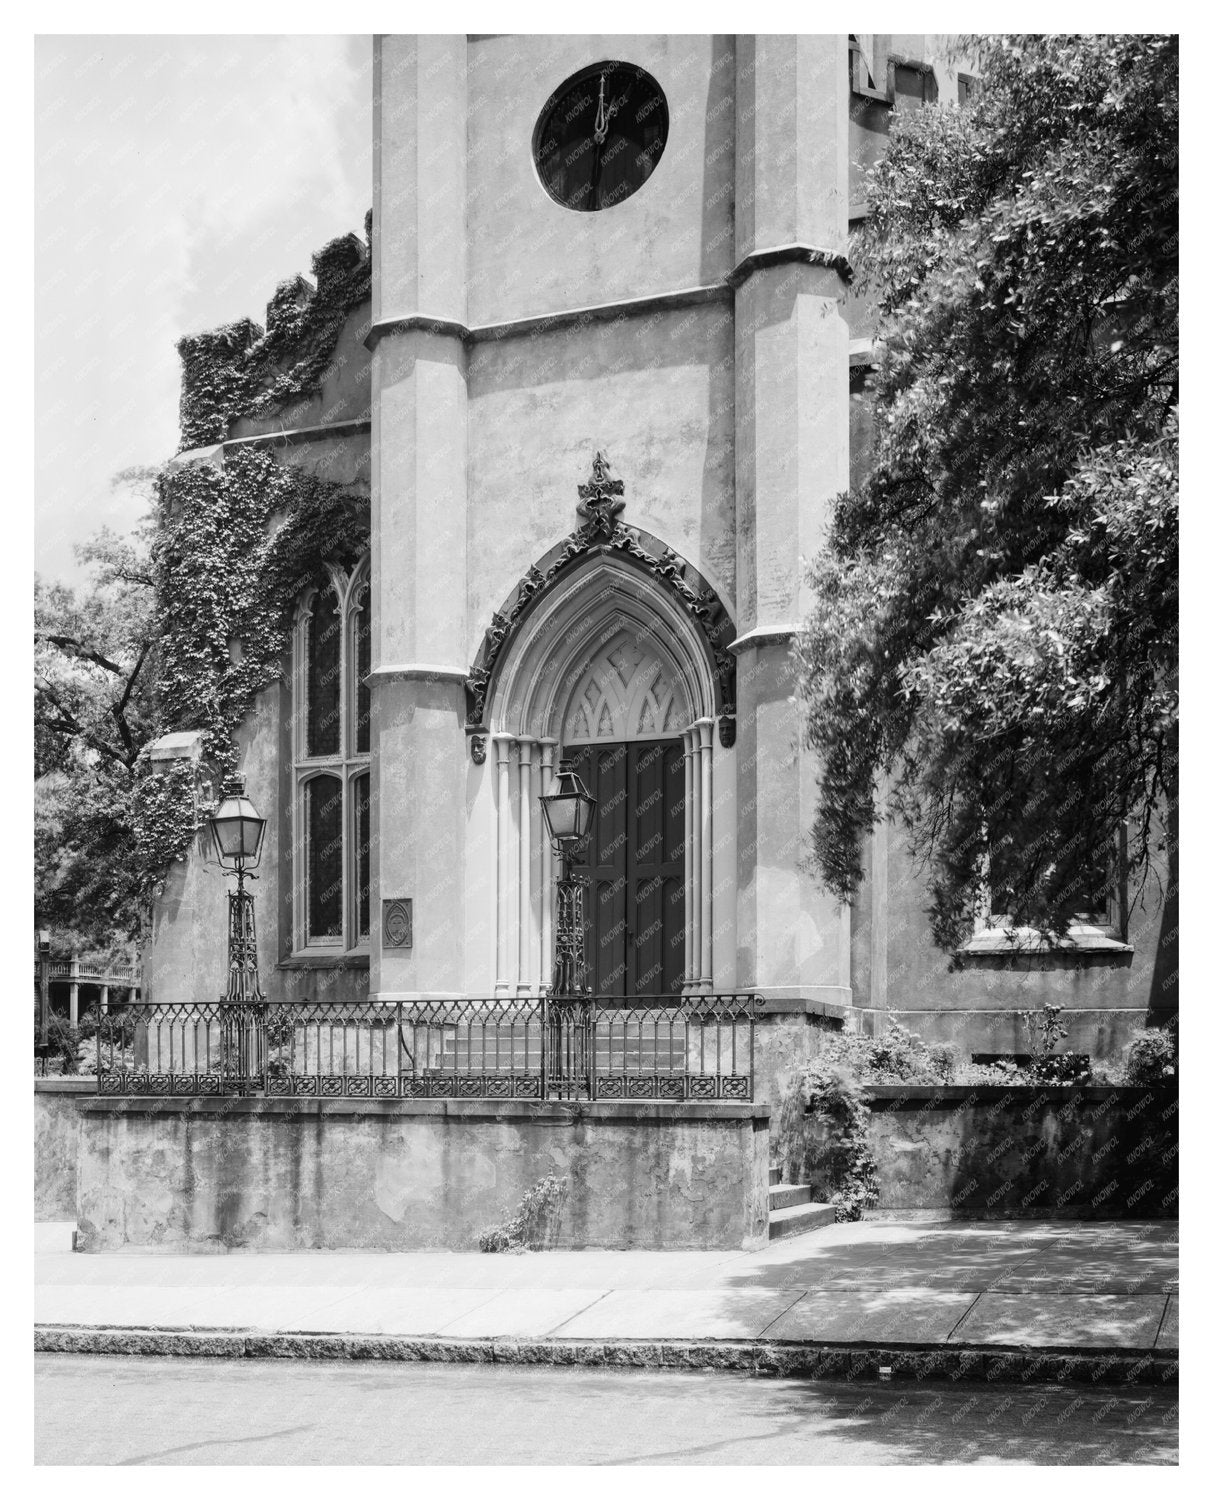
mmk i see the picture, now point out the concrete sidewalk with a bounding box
[35,1217,1178,1383]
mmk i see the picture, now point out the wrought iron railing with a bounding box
[94,994,762,1102]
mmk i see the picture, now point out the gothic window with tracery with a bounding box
[292,559,372,953]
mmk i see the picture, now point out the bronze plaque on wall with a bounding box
[383,898,413,948]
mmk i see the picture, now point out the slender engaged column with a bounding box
[495,737,512,994]
[691,726,704,991]
[100,984,109,1016]
[69,955,80,1030]
[518,738,534,992]
[539,740,557,991]
[682,728,697,988]
[700,719,714,988]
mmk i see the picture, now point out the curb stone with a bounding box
[34,1326,1178,1385]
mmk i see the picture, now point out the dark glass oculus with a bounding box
[533,61,669,212]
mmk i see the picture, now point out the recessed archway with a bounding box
[486,552,722,998]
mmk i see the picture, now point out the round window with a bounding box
[533,61,669,212]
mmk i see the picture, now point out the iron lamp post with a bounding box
[539,759,596,1095]
[208,775,267,1089]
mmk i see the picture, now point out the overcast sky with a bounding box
[35,35,372,583]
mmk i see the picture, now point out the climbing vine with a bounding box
[177,215,371,450]
[786,1056,881,1222]
[131,445,368,880]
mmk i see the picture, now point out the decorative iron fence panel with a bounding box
[96,994,761,1102]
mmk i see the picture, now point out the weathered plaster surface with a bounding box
[850,819,1175,1062]
[789,1086,1178,1219]
[34,1081,91,1221]
[467,301,736,645]
[750,1008,843,1157]
[76,1099,770,1253]
[466,35,736,328]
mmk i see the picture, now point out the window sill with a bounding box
[277,953,370,970]
[959,923,1133,958]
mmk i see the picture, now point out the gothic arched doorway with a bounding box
[485,552,723,998]
[561,625,688,996]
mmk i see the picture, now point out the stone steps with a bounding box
[769,1202,836,1240]
[770,1183,814,1210]
[766,1167,834,1240]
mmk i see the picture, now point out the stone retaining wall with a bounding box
[789,1085,1178,1218]
[34,1079,94,1221]
[76,1096,770,1252]
[751,1000,844,1155]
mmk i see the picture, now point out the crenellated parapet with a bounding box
[176,211,373,452]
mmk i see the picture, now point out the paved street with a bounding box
[36,1354,1177,1465]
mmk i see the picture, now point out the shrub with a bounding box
[77,1006,137,1048]
[1032,1051,1093,1085]
[1120,1026,1177,1085]
[33,1010,86,1074]
[264,1006,296,1079]
[479,1174,568,1252]
[854,1019,958,1084]
[795,1055,879,1222]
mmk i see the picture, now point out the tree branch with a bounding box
[37,633,125,677]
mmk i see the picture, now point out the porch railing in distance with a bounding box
[94,994,762,1103]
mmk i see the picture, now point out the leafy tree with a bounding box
[35,504,159,954]
[798,34,1177,949]
[34,457,368,957]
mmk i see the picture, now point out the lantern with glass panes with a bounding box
[539,760,597,1095]
[208,777,267,1081]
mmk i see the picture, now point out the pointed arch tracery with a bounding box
[465,459,736,748]
[474,456,734,998]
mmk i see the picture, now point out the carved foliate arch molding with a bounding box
[466,454,737,747]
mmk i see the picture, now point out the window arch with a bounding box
[291,558,371,954]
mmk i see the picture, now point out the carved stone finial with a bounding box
[576,451,626,533]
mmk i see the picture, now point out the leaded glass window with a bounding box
[292,558,373,953]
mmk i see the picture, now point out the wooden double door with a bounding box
[566,739,686,997]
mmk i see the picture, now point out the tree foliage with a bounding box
[34,455,368,953]
[797,34,1178,949]
[35,516,159,954]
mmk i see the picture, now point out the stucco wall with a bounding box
[750,1004,844,1156]
[786,1085,1178,1220]
[466,301,736,650]
[35,1080,92,1221]
[77,1097,770,1252]
[148,683,288,1009]
[849,818,1176,1063]
[466,35,736,328]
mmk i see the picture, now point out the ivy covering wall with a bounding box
[132,439,369,882]
[176,214,372,450]
[124,215,376,889]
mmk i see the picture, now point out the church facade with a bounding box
[147,34,1174,1074]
